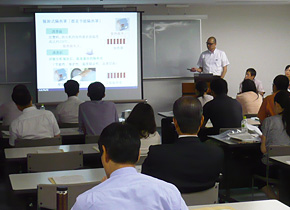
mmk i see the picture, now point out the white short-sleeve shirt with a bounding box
[197,48,229,76]
[9,106,60,146]
[56,96,83,123]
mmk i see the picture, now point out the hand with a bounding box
[101,176,108,182]
[191,68,202,72]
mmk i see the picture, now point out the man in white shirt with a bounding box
[191,36,229,78]
[56,80,83,123]
[9,85,60,146]
[239,68,265,96]
[72,122,187,210]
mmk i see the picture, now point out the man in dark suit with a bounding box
[198,78,243,141]
[142,96,224,193]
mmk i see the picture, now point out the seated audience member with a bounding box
[0,85,22,126]
[195,81,213,107]
[72,122,187,210]
[56,80,83,123]
[126,103,161,149]
[236,79,262,115]
[78,82,118,135]
[142,96,224,193]
[258,75,289,123]
[9,85,60,146]
[198,78,243,141]
[257,90,290,199]
[285,65,290,91]
[239,68,265,96]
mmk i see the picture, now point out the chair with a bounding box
[38,181,100,210]
[58,123,79,128]
[27,151,83,172]
[85,135,100,144]
[252,145,290,198]
[181,183,219,206]
[15,136,62,148]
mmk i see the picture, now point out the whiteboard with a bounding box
[142,16,202,79]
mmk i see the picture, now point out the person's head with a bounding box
[274,90,290,137]
[98,122,141,177]
[173,96,203,135]
[87,82,105,101]
[126,103,156,138]
[241,79,257,93]
[195,81,208,98]
[206,36,216,52]
[273,75,289,92]
[245,68,256,80]
[285,65,290,80]
[64,80,79,97]
[210,78,228,96]
[11,84,32,110]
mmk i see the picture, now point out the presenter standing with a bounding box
[191,37,229,78]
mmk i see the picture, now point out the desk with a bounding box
[10,166,142,191]
[188,199,290,210]
[5,143,98,159]
[208,134,260,201]
[270,156,290,205]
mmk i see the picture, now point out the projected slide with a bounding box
[35,12,142,102]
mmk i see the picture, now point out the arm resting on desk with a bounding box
[260,135,267,154]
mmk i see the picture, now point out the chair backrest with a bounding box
[269,145,290,157]
[38,181,100,210]
[85,135,100,144]
[15,137,62,148]
[27,151,83,172]
[181,183,219,206]
[58,123,79,128]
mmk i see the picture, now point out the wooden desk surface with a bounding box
[188,199,290,210]
[10,166,142,191]
[5,143,98,159]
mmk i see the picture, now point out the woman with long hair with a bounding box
[195,81,213,107]
[236,79,262,115]
[258,90,290,199]
[126,102,161,149]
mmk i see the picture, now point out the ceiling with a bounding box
[1,0,290,6]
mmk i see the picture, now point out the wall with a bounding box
[139,5,290,125]
[0,5,290,126]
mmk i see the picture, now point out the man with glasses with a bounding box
[191,37,229,78]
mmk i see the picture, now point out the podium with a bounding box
[182,74,217,96]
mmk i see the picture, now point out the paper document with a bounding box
[92,146,99,152]
[246,123,262,136]
[228,132,260,142]
[2,131,10,136]
[48,175,85,184]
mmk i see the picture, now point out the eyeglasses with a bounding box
[206,42,215,46]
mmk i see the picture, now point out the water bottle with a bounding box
[241,116,248,133]
[40,104,45,110]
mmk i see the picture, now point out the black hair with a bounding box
[126,103,156,138]
[285,65,290,71]
[11,84,31,106]
[173,96,202,134]
[64,80,79,97]
[210,78,228,95]
[273,75,289,91]
[98,122,141,164]
[88,82,105,100]
[195,81,208,98]
[241,79,257,93]
[246,68,256,77]
[274,90,290,137]
[208,36,216,44]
